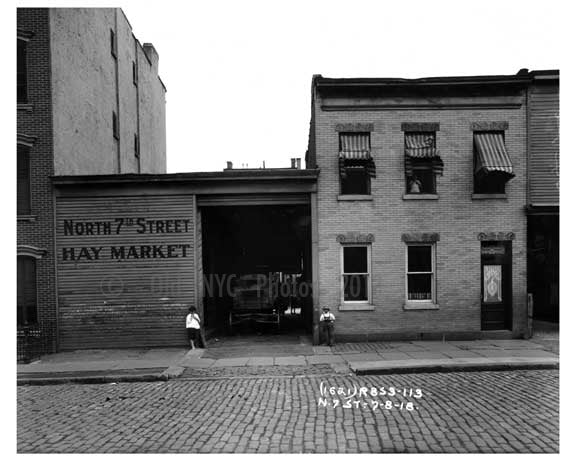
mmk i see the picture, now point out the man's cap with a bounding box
[322,306,330,311]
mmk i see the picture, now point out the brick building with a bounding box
[306,72,534,341]
[17,8,166,358]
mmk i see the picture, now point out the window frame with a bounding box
[339,131,373,196]
[473,130,508,195]
[17,255,38,327]
[17,144,31,216]
[110,29,117,58]
[405,243,436,303]
[340,244,372,305]
[405,131,437,195]
[113,111,120,140]
[17,38,28,104]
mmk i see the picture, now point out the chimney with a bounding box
[143,43,159,74]
[226,161,233,170]
[291,158,296,168]
[296,158,301,169]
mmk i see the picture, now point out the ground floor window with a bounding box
[406,244,435,301]
[17,256,37,326]
[341,245,371,303]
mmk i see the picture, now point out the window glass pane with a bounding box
[408,246,431,272]
[343,274,368,301]
[17,40,27,103]
[343,246,367,273]
[483,265,502,303]
[407,274,432,300]
[341,168,369,195]
[17,145,31,215]
[17,257,37,325]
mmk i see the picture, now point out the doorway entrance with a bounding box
[481,241,512,330]
[200,204,312,338]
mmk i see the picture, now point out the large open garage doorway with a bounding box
[200,204,312,339]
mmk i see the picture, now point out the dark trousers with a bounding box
[321,322,335,346]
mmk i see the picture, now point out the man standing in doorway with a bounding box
[320,306,336,346]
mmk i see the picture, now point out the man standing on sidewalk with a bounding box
[320,306,336,346]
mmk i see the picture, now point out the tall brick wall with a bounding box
[313,92,528,340]
[17,8,58,353]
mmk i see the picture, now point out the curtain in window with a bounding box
[339,133,376,178]
[404,132,444,177]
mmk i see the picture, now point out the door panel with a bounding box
[481,241,512,330]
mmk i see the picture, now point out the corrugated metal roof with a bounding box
[473,133,515,176]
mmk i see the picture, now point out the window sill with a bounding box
[17,215,37,222]
[337,195,373,201]
[403,302,439,311]
[339,303,375,311]
[17,103,33,112]
[471,194,507,200]
[402,194,438,200]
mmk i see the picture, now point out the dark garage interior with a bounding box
[200,204,312,337]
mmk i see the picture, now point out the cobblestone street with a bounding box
[17,368,558,453]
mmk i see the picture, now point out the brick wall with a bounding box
[17,8,57,353]
[313,92,528,341]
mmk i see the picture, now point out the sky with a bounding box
[105,0,565,173]
[5,0,570,173]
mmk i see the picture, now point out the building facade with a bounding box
[306,73,533,341]
[17,8,166,358]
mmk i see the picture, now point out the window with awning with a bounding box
[338,132,375,195]
[473,132,515,194]
[404,132,443,194]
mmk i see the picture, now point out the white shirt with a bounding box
[320,312,335,322]
[186,313,201,329]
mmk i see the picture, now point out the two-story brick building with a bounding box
[17,8,166,358]
[306,72,532,341]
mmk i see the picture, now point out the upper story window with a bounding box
[473,131,515,194]
[17,144,31,215]
[17,38,27,104]
[134,133,140,158]
[17,256,38,326]
[113,111,120,140]
[404,131,443,194]
[341,244,371,303]
[338,132,375,195]
[110,29,117,58]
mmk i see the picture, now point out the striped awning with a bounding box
[474,133,515,177]
[405,133,438,158]
[339,132,376,178]
[404,132,443,176]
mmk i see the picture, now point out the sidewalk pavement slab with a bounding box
[442,350,485,358]
[336,353,383,362]
[376,352,414,360]
[485,340,545,349]
[313,346,333,355]
[306,355,346,365]
[247,357,274,366]
[178,358,216,368]
[274,356,306,366]
[211,358,250,367]
[405,351,452,360]
[389,344,428,352]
